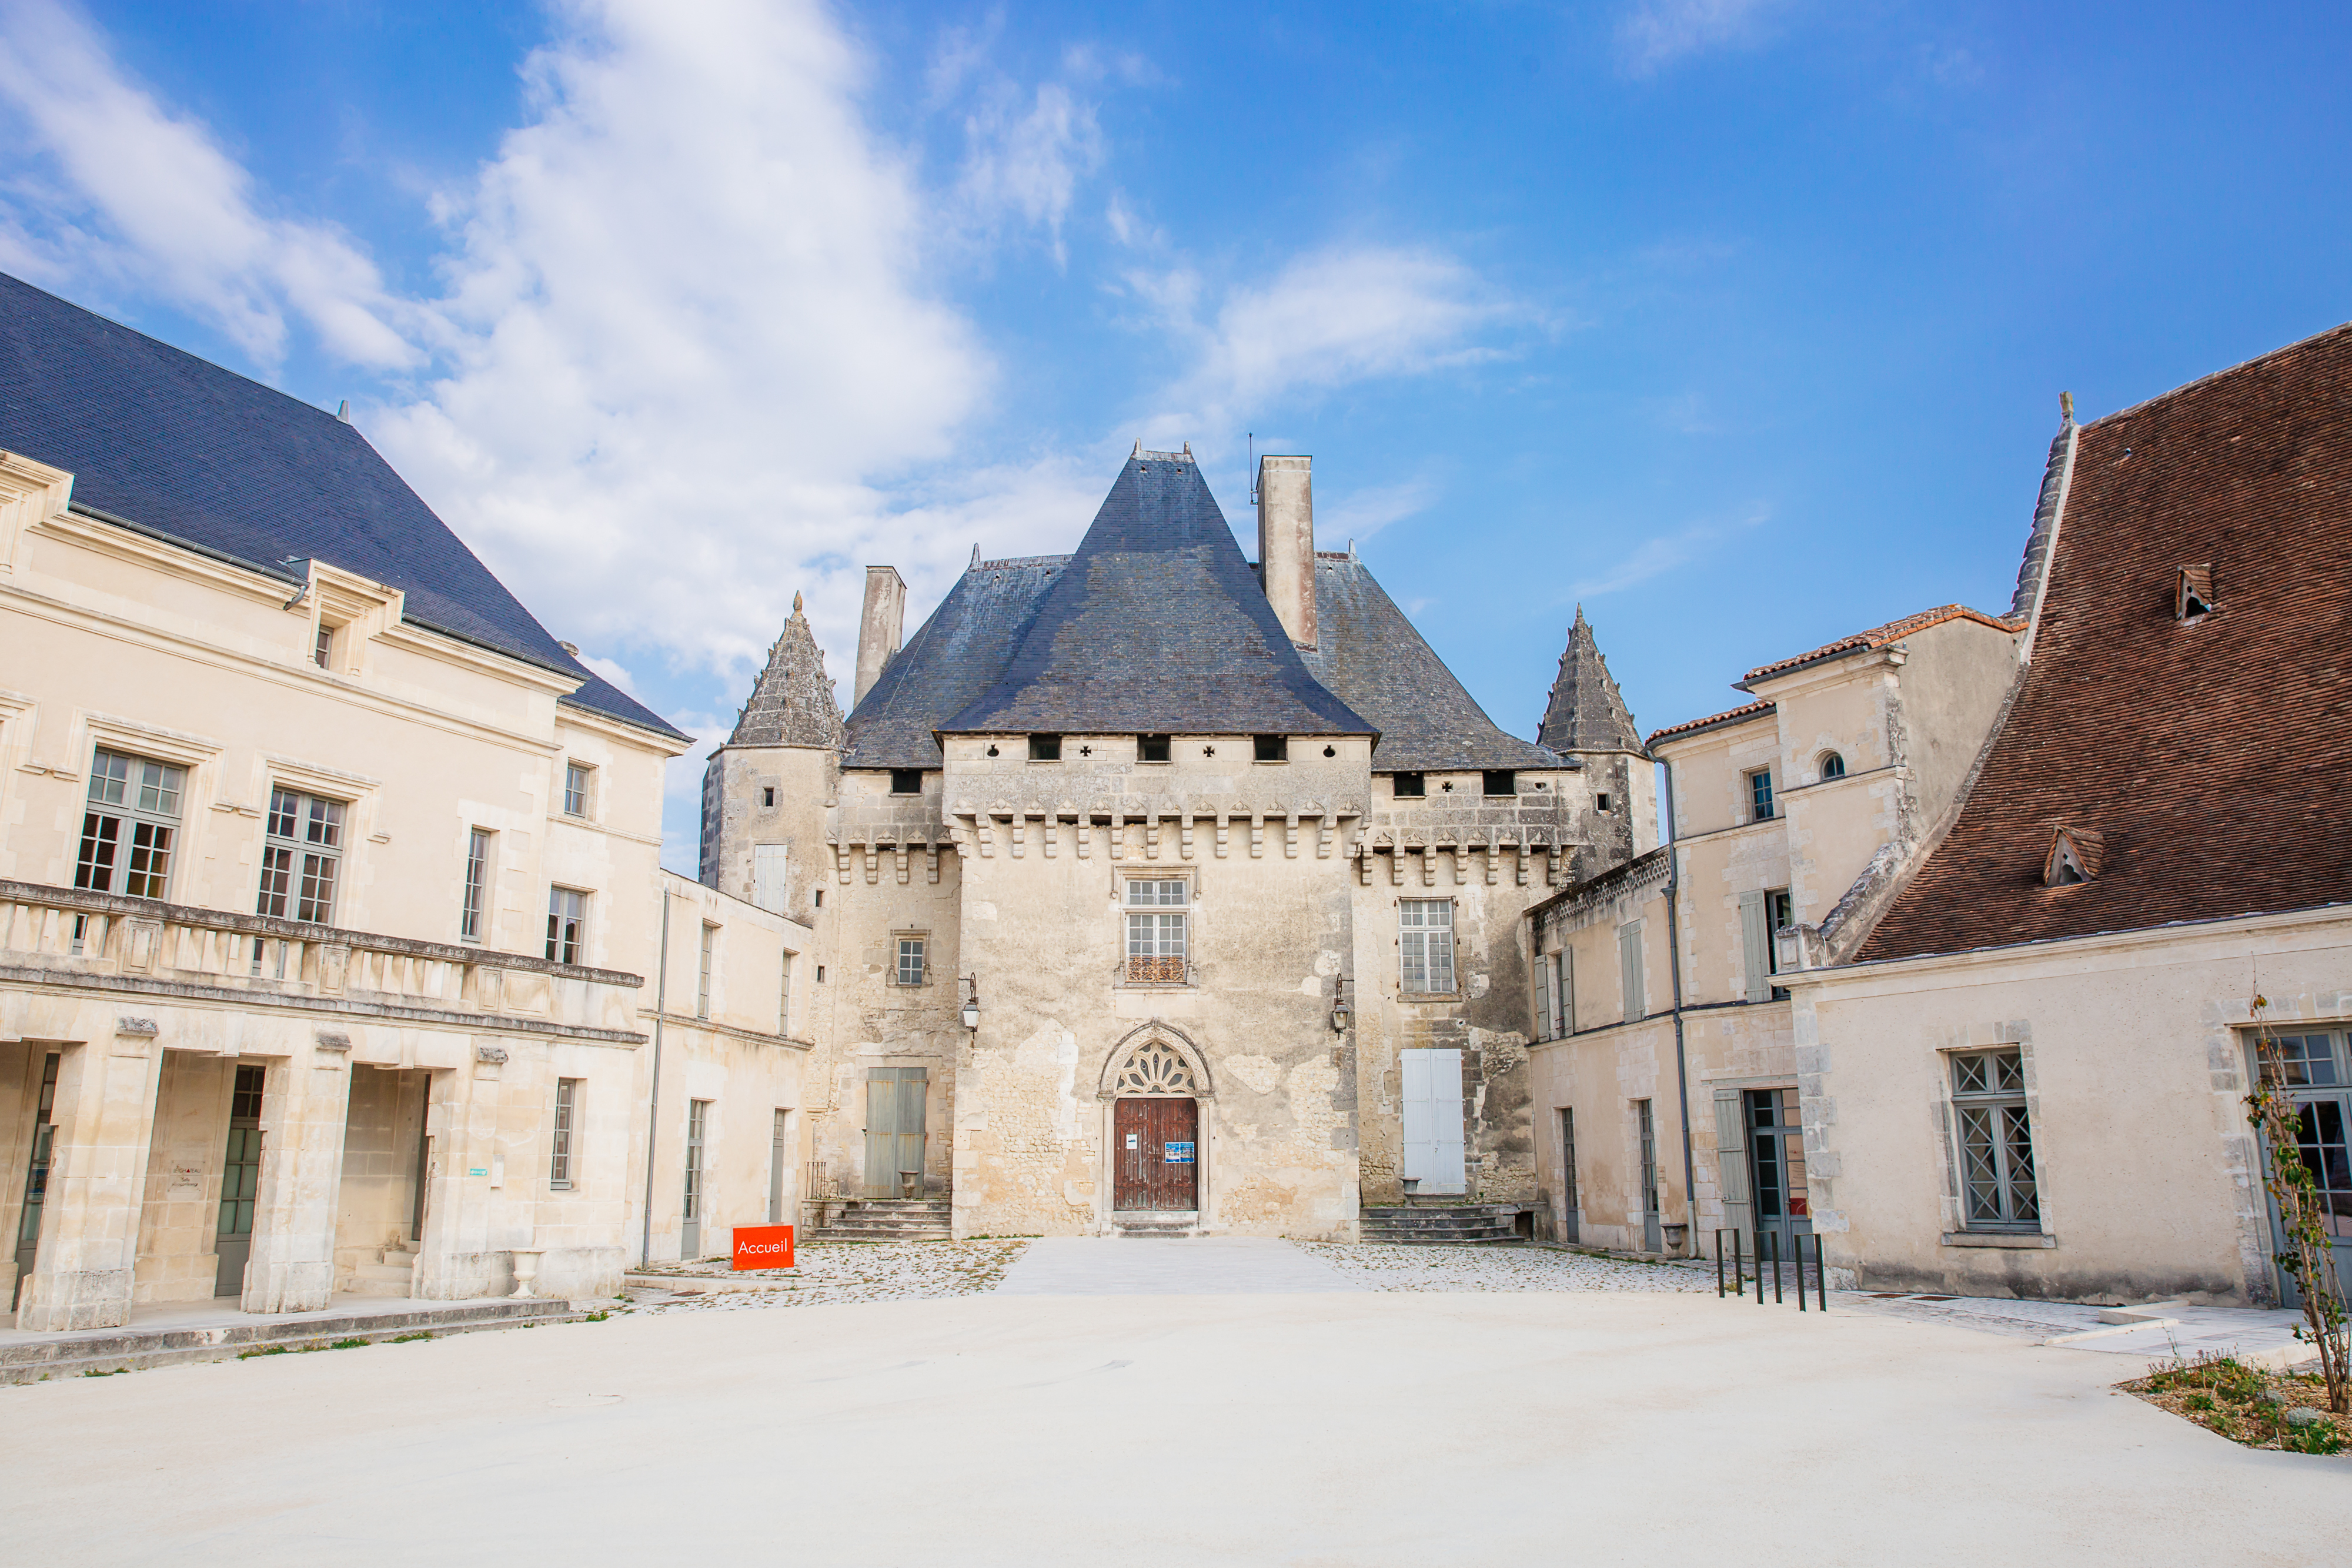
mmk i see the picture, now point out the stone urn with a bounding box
[509,1248,546,1299]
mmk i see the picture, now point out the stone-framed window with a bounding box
[550,1077,581,1189]
[1746,767,1775,823]
[460,827,493,942]
[546,886,589,965]
[1399,899,1456,995]
[1950,1048,2040,1231]
[892,932,930,987]
[1124,878,1190,984]
[563,760,595,818]
[258,787,345,924]
[77,747,185,900]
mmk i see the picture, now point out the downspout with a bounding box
[1661,760,1697,1243]
[640,890,673,1270]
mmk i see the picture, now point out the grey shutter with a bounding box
[1738,889,1771,1004]
[1713,1088,1753,1250]
[1618,922,1645,1023]
[1561,950,1575,1035]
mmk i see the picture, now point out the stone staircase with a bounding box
[346,1243,419,1298]
[1111,1211,1199,1238]
[0,1298,577,1385]
[810,1198,953,1242]
[1359,1203,1529,1245]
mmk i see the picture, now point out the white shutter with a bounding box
[752,842,789,914]
[1401,1048,1466,1194]
[1738,889,1770,1004]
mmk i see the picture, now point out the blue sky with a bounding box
[5,0,2348,870]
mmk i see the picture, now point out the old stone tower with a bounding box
[702,449,1649,1238]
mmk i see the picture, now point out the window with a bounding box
[77,748,185,900]
[1399,900,1456,994]
[896,935,927,987]
[1618,921,1645,1022]
[779,952,795,1034]
[1819,752,1846,781]
[460,827,492,942]
[1539,948,1572,1039]
[2179,564,2216,620]
[1596,792,1612,814]
[1138,734,1171,762]
[1392,771,1425,798]
[546,887,587,965]
[1746,768,1775,822]
[1028,734,1061,761]
[1951,1049,2039,1231]
[1483,770,1517,797]
[1253,734,1288,763]
[1125,878,1190,983]
[890,768,923,794]
[550,1078,580,1189]
[770,1108,791,1225]
[683,1099,710,1246]
[563,761,593,818]
[1768,888,1794,1000]
[761,785,776,808]
[313,623,335,668]
[2258,1032,2343,1089]
[2045,827,2102,887]
[257,787,344,924]
[1557,1109,1580,1243]
[752,843,789,914]
[697,922,717,1018]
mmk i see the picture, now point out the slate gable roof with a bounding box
[941,453,1371,738]
[1856,321,2352,963]
[1536,606,1645,755]
[0,270,682,741]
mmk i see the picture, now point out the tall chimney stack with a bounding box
[1255,454,1316,648]
[854,564,907,706]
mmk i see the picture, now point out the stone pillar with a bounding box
[16,1025,166,1332]
[412,1042,507,1300]
[240,1040,355,1313]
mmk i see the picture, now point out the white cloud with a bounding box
[0,0,415,368]
[1618,0,1789,77]
[1318,478,1436,545]
[1571,507,1770,598]
[953,80,1104,262]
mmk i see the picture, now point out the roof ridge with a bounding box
[2079,318,2352,430]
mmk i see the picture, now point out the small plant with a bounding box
[238,1345,290,1359]
[2246,998,2350,1416]
[2183,1393,2216,1412]
[390,1332,432,1343]
[582,1310,611,1322]
[329,1338,369,1350]
[81,1366,128,1377]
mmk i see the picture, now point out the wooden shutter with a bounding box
[1738,889,1770,1004]
[1618,922,1644,1023]
[1713,1088,1753,1251]
[1401,1048,1466,1193]
[753,843,789,913]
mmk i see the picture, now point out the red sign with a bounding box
[732,1225,794,1271]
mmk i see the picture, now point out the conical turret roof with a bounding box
[1538,607,1644,754]
[729,592,845,747]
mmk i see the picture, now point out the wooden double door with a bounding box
[1113,1097,1198,1212]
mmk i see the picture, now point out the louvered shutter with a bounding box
[1714,1088,1753,1252]
[1618,922,1645,1023]
[1738,889,1771,1004]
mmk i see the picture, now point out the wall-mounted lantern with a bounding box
[960,975,981,1031]
[1329,976,1352,1034]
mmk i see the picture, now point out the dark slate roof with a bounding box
[726,593,844,747]
[1857,320,2352,963]
[941,453,1372,738]
[0,270,684,741]
[1536,606,1645,755]
[1300,553,1563,772]
[840,555,1068,768]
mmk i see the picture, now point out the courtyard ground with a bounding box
[4,1238,2338,1565]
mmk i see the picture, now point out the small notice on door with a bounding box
[1125,1132,1139,1149]
[1163,1141,1195,1164]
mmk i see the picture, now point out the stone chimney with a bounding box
[1255,454,1316,648]
[854,564,906,707]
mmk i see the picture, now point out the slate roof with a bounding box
[941,453,1372,738]
[1299,553,1562,771]
[1536,606,1645,755]
[726,593,844,747]
[840,556,1068,768]
[1857,320,2352,963]
[1737,604,2019,689]
[0,270,683,741]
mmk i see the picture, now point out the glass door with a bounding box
[1745,1088,1813,1261]
[215,1065,266,1296]
[2253,1032,2352,1306]
[12,1053,59,1310]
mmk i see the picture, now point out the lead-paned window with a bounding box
[77,748,185,900]
[550,1078,580,1189]
[1125,878,1188,982]
[256,787,344,924]
[1952,1048,2039,1231]
[896,936,927,987]
[546,887,587,965]
[1400,900,1455,994]
[460,827,492,942]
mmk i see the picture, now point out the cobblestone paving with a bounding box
[1295,1242,1718,1293]
[1836,1291,2109,1340]
[622,1239,1031,1313]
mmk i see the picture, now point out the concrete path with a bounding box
[5,1287,2341,1565]
[995,1235,1359,1294]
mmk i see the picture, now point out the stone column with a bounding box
[240,1038,355,1313]
[16,1024,166,1332]
[412,1042,506,1300]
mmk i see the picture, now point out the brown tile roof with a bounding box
[1857,320,2352,963]
[1738,605,2019,688]
[1646,699,1774,748]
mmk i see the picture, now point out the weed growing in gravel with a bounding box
[2129,1351,2347,1454]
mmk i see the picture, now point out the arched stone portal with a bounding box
[1098,1024,1212,1230]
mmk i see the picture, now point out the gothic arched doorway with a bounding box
[1110,1038,1200,1213]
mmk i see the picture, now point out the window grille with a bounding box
[1951,1049,2039,1230]
[1747,768,1775,822]
[1125,879,1189,982]
[77,748,185,900]
[460,828,492,941]
[563,761,592,817]
[698,923,717,1017]
[550,1078,579,1189]
[256,787,344,924]
[546,887,587,965]
[1399,900,1456,994]
[896,936,926,987]
[1112,1039,1198,1095]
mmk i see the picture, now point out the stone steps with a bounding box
[0,1298,579,1385]
[1111,1212,1199,1237]
[811,1198,953,1242]
[1360,1204,1530,1245]
[344,1245,419,1298]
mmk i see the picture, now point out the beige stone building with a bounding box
[0,272,803,1330]
[703,448,1653,1239]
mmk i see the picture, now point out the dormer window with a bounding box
[1254,735,1288,763]
[2177,565,2216,621]
[2043,825,2103,887]
[1138,734,1171,762]
[313,623,336,669]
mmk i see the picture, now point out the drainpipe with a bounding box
[1661,760,1698,1244]
[640,890,673,1270]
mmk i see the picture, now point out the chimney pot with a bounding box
[854,565,907,707]
[1256,455,1316,648]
